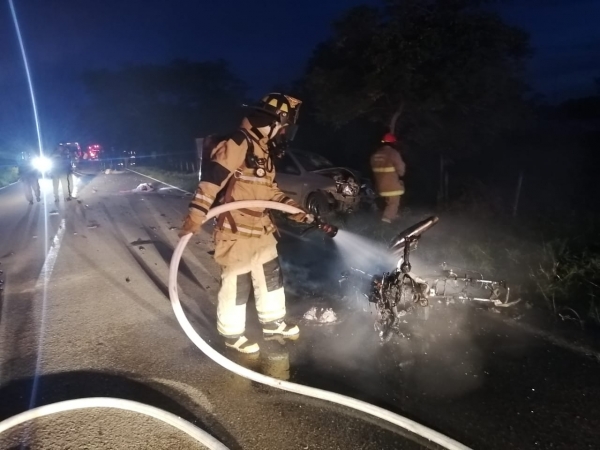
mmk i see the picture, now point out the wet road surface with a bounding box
[0,171,598,449]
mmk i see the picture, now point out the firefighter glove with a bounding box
[289,212,315,224]
[179,214,203,237]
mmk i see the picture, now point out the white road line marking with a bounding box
[29,218,66,407]
[0,181,19,191]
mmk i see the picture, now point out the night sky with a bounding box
[1,0,599,150]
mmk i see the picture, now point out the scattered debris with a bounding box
[125,277,131,283]
[87,221,99,229]
[133,183,155,193]
[149,226,157,231]
[49,210,59,216]
[32,235,38,239]
[303,307,338,324]
[138,246,145,251]
[73,232,78,236]
[131,238,153,245]
[168,226,178,231]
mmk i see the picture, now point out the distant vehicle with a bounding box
[274,149,375,217]
[84,144,102,161]
[58,142,83,168]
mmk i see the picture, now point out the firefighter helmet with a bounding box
[382,133,397,143]
[251,93,302,126]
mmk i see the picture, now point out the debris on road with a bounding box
[168,226,177,230]
[303,307,338,324]
[126,277,131,282]
[87,221,99,229]
[49,210,59,216]
[138,246,145,251]
[133,182,155,193]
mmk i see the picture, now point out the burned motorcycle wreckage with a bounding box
[339,217,517,342]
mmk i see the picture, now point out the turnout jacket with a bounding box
[188,119,302,239]
[370,144,406,197]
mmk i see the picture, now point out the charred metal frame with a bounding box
[340,216,517,342]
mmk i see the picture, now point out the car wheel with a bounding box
[306,191,330,218]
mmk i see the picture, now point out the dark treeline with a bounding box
[74,0,600,217]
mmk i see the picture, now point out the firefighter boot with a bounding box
[262,320,300,338]
[224,335,260,354]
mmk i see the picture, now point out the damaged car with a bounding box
[274,149,375,217]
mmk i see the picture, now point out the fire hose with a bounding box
[0,397,228,449]
[170,200,472,450]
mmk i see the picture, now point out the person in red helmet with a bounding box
[370,133,406,223]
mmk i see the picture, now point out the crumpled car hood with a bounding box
[311,167,360,180]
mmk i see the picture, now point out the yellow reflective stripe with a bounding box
[194,193,214,209]
[372,167,396,173]
[195,193,214,203]
[238,175,272,186]
[217,320,245,337]
[380,190,404,197]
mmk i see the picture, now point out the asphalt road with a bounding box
[0,171,598,449]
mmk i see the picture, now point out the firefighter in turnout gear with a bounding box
[179,93,313,354]
[18,153,41,205]
[50,145,74,202]
[370,133,406,223]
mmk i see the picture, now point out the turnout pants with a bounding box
[52,173,73,200]
[214,233,285,337]
[21,176,40,203]
[382,195,401,223]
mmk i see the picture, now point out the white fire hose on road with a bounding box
[0,397,228,450]
[170,200,472,450]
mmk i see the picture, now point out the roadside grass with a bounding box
[129,165,199,193]
[0,167,19,188]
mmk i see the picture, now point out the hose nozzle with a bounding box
[315,217,338,238]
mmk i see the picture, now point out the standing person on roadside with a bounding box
[370,133,406,223]
[50,145,74,202]
[18,153,41,205]
[179,93,313,354]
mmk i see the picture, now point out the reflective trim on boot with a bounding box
[224,336,260,354]
[262,321,300,337]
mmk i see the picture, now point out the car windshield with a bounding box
[292,151,334,172]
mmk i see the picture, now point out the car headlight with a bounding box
[32,156,52,173]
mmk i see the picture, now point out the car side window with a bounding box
[275,153,301,175]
